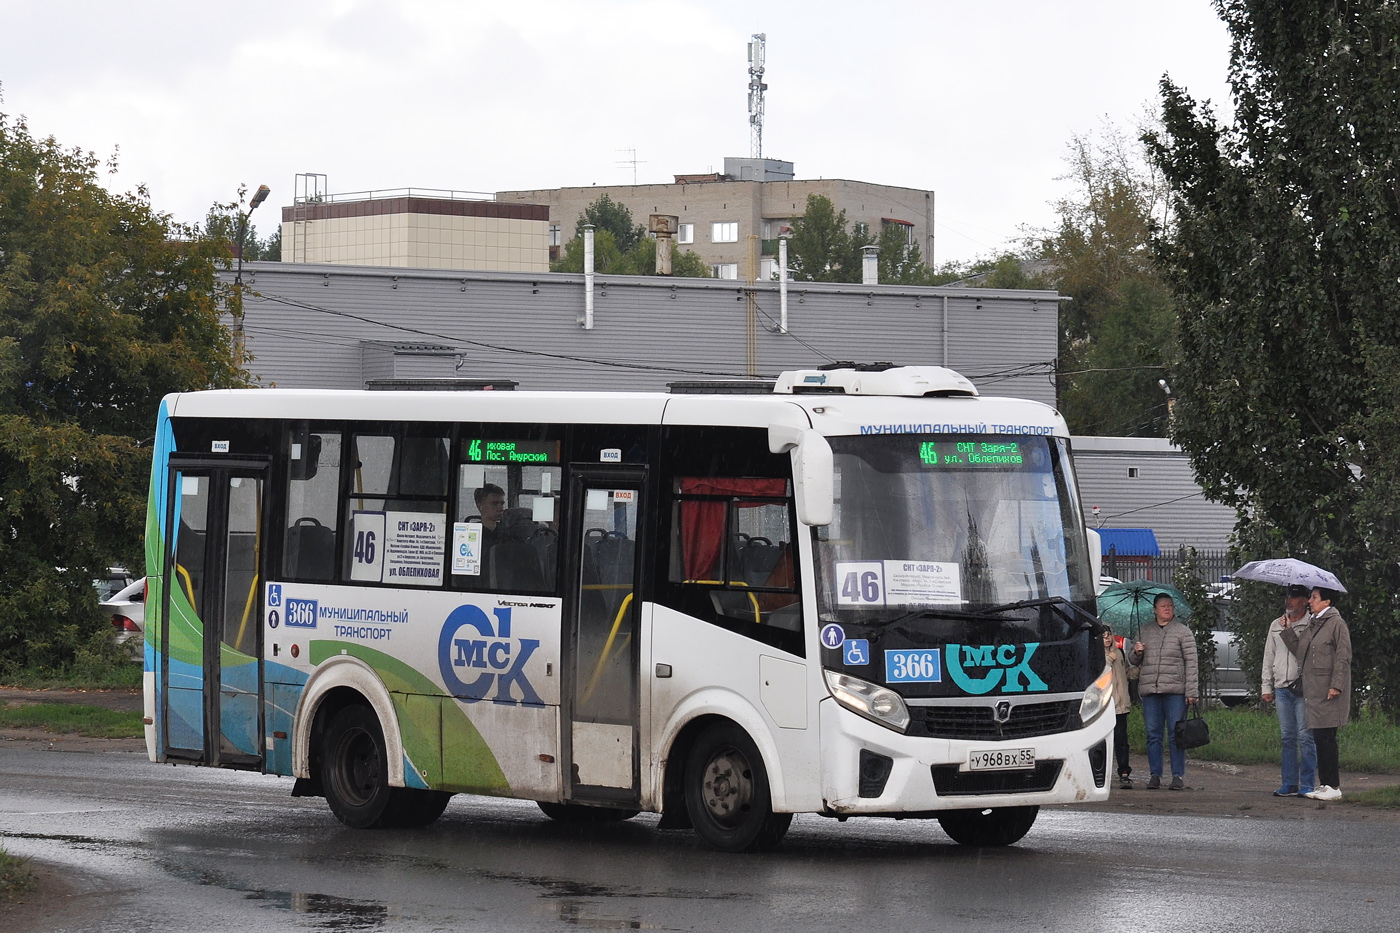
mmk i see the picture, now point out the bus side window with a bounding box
[669,478,801,633]
[452,463,560,594]
[283,431,341,582]
[343,432,450,587]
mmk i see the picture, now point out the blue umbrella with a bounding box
[1232,558,1347,594]
[1097,581,1193,639]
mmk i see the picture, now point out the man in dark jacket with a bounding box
[1131,593,1199,790]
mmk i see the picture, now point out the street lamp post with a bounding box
[233,184,270,356]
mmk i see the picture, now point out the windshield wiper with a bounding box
[879,607,1018,626]
[980,596,1101,633]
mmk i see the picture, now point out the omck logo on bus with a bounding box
[946,643,1048,695]
[437,606,543,707]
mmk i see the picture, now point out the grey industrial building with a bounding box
[227,261,1233,555]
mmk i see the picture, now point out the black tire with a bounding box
[936,806,1039,847]
[390,788,454,828]
[537,801,640,823]
[321,705,396,829]
[684,722,792,852]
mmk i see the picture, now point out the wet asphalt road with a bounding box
[2,747,1397,932]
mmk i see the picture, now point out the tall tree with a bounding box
[785,195,864,283]
[1034,126,1176,436]
[1146,1,1400,710]
[0,109,248,672]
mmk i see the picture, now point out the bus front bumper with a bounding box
[817,697,1114,815]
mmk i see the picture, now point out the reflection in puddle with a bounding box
[247,888,390,930]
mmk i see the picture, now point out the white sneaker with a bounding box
[1305,785,1343,801]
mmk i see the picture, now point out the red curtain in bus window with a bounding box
[677,477,787,581]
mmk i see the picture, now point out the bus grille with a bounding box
[908,700,1081,740]
[931,761,1063,796]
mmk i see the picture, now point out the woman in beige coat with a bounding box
[1280,587,1352,801]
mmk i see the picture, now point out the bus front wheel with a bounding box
[936,806,1039,847]
[684,723,791,852]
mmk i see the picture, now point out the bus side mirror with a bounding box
[768,425,834,526]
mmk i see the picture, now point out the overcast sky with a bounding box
[2,1,1233,266]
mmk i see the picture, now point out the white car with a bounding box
[100,577,146,653]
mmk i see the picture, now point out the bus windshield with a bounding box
[813,434,1093,633]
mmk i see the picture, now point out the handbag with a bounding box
[1174,705,1211,750]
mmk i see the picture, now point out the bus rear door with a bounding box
[160,455,269,768]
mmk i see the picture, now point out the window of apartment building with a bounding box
[713,263,739,280]
[548,224,562,247]
[712,222,739,243]
[677,223,694,245]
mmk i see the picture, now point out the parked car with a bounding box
[1209,593,1247,704]
[99,577,146,655]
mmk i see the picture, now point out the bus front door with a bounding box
[564,467,647,805]
[160,457,268,768]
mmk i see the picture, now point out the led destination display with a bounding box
[464,439,560,464]
[917,439,1030,469]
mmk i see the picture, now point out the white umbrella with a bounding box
[1232,558,1347,593]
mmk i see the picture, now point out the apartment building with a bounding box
[498,158,935,279]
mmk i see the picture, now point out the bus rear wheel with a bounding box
[322,705,397,829]
[537,802,639,823]
[936,806,1039,847]
[391,788,453,828]
[684,723,791,852]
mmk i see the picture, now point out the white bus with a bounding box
[142,364,1113,852]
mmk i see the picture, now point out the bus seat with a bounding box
[489,539,545,592]
[285,517,335,581]
[740,536,781,586]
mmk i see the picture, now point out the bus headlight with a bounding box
[1079,664,1114,727]
[824,669,910,733]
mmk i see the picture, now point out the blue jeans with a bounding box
[1275,686,1317,790]
[1142,693,1187,778]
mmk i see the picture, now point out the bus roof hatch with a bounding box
[773,365,979,398]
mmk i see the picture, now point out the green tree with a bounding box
[552,199,710,278]
[573,193,645,254]
[0,109,248,672]
[786,195,864,283]
[1146,1,1400,711]
[1032,127,1175,436]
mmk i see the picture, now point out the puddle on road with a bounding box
[246,889,390,930]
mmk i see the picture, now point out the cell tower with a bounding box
[747,33,767,159]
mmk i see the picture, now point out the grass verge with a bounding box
[1126,705,1400,774]
[1345,785,1400,808]
[0,658,142,691]
[0,844,34,901]
[0,702,143,738]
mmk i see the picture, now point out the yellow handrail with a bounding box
[176,564,196,606]
[581,592,634,705]
[682,579,762,625]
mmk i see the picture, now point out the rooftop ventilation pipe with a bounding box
[581,224,595,330]
[862,245,879,286]
[778,235,789,333]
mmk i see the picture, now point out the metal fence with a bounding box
[1104,547,1233,587]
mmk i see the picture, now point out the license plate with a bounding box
[968,748,1036,771]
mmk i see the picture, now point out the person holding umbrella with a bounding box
[1131,592,1199,790]
[1280,588,1352,801]
[1260,584,1316,796]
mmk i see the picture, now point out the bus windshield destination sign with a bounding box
[464,439,560,464]
[918,439,1026,469]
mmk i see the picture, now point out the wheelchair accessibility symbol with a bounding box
[843,639,870,665]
